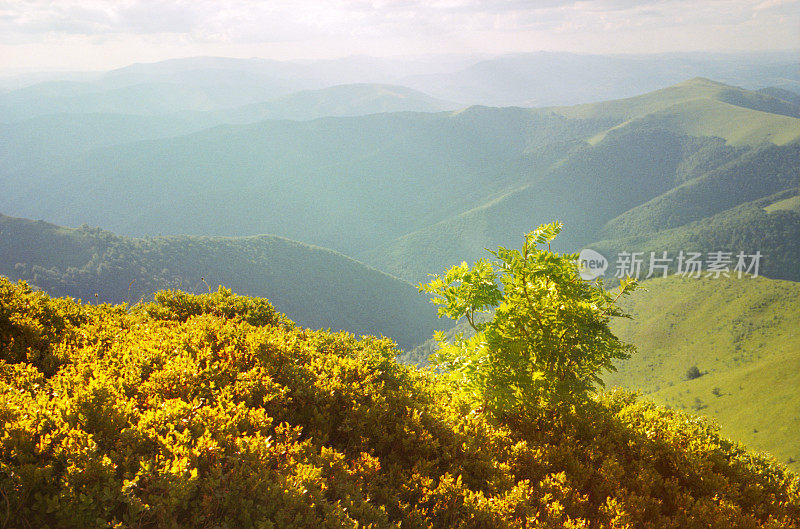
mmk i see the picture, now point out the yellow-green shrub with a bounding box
[0,277,797,528]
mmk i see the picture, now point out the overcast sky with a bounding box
[1,0,798,72]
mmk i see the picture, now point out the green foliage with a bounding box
[1,277,799,527]
[139,287,291,328]
[686,366,703,380]
[420,223,638,417]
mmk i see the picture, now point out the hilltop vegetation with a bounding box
[3,60,799,520]
[2,277,799,527]
[405,272,800,473]
[0,213,437,349]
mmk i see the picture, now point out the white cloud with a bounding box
[0,0,797,71]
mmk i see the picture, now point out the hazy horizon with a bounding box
[2,0,798,74]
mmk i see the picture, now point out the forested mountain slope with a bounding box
[5,79,798,279]
[0,214,436,349]
[364,79,800,281]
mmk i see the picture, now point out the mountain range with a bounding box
[3,51,797,113]
[4,78,798,281]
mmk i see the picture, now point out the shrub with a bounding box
[1,276,798,528]
[687,365,703,380]
[419,222,638,418]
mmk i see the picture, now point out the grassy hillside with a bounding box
[606,275,800,473]
[2,279,798,527]
[590,98,800,146]
[0,213,436,349]
[557,78,800,146]
[557,77,800,123]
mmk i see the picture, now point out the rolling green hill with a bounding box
[2,78,798,290]
[364,137,798,283]
[556,77,800,123]
[589,98,800,146]
[363,80,800,282]
[589,189,800,283]
[0,213,437,349]
[597,144,800,239]
[606,275,800,472]
[1,106,605,254]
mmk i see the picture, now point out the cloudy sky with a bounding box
[1,0,798,72]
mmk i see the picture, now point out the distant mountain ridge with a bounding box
[402,51,799,106]
[197,83,458,123]
[0,81,457,123]
[2,51,796,118]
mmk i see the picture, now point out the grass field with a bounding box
[606,275,800,471]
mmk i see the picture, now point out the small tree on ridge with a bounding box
[419,222,638,419]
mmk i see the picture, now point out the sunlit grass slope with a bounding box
[559,77,800,126]
[606,275,800,472]
[589,98,800,146]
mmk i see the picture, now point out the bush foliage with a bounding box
[419,222,638,417]
[1,277,798,528]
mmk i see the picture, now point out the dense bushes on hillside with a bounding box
[1,278,798,528]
